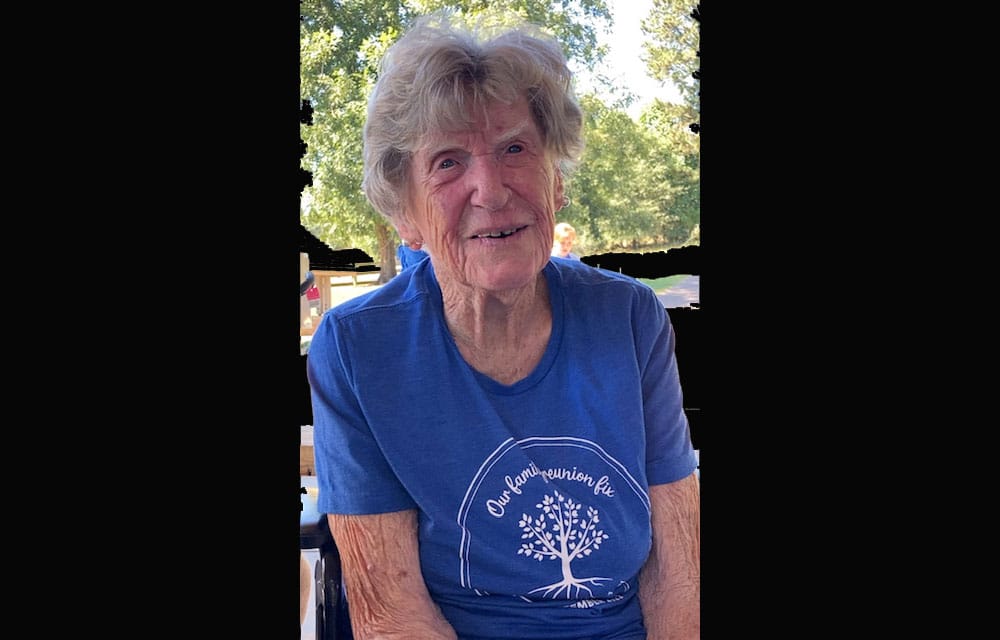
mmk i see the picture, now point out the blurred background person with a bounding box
[551,221,581,260]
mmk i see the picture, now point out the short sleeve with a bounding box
[634,288,698,485]
[307,314,417,515]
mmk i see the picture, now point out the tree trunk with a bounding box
[375,220,397,284]
[561,555,575,582]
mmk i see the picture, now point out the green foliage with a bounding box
[565,94,699,252]
[300,0,404,264]
[638,100,699,242]
[641,0,700,113]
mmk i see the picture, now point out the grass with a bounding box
[637,274,690,291]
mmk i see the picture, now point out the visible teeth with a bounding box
[476,228,518,238]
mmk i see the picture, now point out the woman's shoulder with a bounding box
[550,257,654,294]
[549,258,662,318]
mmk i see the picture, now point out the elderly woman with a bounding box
[308,12,699,640]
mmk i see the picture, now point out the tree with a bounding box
[639,100,699,244]
[518,490,610,599]
[540,3,702,253]
[641,0,700,115]
[567,94,698,252]
[300,0,407,282]
[300,1,612,282]
[577,0,700,249]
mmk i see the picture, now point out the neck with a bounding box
[440,273,550,350]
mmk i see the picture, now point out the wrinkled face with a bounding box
[398,97,563,293]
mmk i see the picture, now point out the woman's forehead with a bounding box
[417,99,538,151]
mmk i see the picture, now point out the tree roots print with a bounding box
[517,490,610,599]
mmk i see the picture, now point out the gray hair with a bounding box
[361,11,585,221]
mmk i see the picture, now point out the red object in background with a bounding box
[306,285,320,301]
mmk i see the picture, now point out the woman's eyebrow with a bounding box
[492,123,531,145]
[421,122,534,165]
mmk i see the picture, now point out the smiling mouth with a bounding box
[472,225,527,239]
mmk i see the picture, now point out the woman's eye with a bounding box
[506,144,523,154]
[438,158,456,170]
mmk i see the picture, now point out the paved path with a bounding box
[654,275,700,309]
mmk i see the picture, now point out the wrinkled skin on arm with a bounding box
[327,510,458,640]
[638,473,701,639]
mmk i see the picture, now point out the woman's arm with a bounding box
[638,473,700,639]
[328,509,458,640]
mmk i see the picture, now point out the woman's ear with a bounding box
[394,215,421,247]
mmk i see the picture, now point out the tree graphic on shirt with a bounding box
[517,490,611,598]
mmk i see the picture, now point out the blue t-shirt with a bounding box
[397,244,429,270]
[308,258,697,640]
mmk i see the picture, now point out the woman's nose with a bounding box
[467,156,510,211]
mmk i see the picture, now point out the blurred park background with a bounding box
[299,0,700,283]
